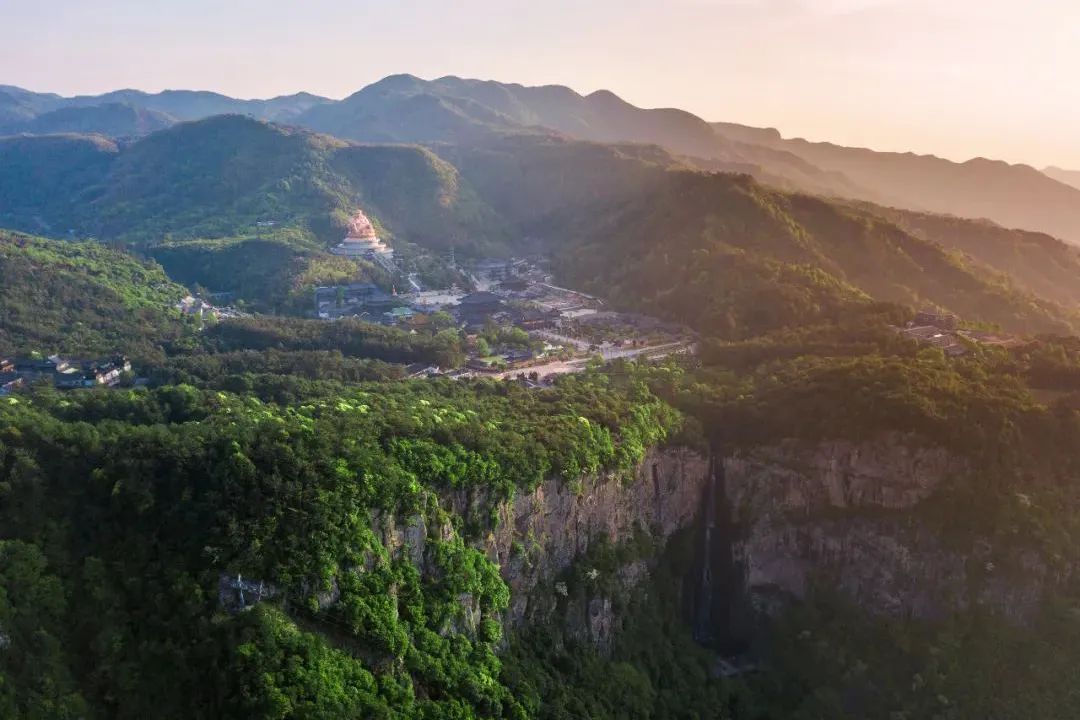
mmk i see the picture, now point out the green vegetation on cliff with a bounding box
[0,373,682,718]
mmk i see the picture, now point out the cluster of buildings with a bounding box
[314,283,403,321]
[896,311,969,356]
[896,310,1029,357]
[313,281,562,333]
[897,324,969,357]
[315,252,694,377]
[0,355,132,394]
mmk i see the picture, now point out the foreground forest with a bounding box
[10,291,1080,718]
[7,109,1080,718]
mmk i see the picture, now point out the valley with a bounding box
[6,72,1080,720]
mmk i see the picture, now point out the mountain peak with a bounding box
[585,89,624,104]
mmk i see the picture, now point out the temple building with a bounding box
[330,210,394,259]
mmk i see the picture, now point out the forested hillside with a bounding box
[0,115,503,249]
[562,174,1078,337]
[0,230,189,359]
[0,373,687,719]
[0,133,118,235]
[872,205,1080,309]
[0,102,174,137]
[10,75,1080,243]
[5,119,1080,336]
[9,128,1080,717]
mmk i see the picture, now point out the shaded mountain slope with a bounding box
[553,169,1077,337]
[0,133,119,235]
[0,84,332,123]
[4,112,1080,338]
[0,90,39,126]
[1044,166,1080,191]
[869,206,1080,310]
[1,103,175,137]
[713,121,1080,244]
[9,77,1080,244]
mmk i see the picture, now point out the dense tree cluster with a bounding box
[0,231,192,360]
[0,373,683,718]
[196,316,467,369]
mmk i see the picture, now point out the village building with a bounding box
[0,360,22,395]
[897,325,968,356]
[456,291,504,313]
[314,283,403,319]
[466,356,503,372]
[915,310,959,330]
[472,258,526,283]
[405,363,442,378]
[454,291,505,328]
[503,349,536,368]
[405,313,433,331]
[0,375,23,396]
[330,210,394,259]
[10,354,132,389]
[511,307,558,331]
[381,306,417,325]
[498,278,530,293]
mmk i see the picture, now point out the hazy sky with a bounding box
[4,0,1079,168]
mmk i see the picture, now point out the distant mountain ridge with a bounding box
[0,84,331,121]
[8,75,1080,244]
[1044,166,1080,192]
[0,84,332,137]
[2,112,1080,336]
[2,103,175,137]
[295,74,865,199]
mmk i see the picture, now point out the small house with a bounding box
[915,310,958,330]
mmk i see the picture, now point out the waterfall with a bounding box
[693,453,745,653]
[694,455,720,643]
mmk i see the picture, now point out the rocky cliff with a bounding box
[372,446,711,648]
[724,433,1071,623]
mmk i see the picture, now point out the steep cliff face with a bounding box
[724,433,1070,623]
[372,446,710,647]
[492,446,709,629]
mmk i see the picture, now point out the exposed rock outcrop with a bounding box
[724,433,1070,623]
[491,446,709,631]
[373,446,710,648]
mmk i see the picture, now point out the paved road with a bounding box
[532,330,692,359]
[488,341,695,381]
[531,330,591,352]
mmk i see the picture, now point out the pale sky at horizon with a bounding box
[3,0,1079,168]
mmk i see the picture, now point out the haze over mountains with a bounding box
[5,110,1080,339]
[6,71,1080,339]
[6,74,1080,245]
[13,60,1080,718]
[1044,166,1080,192]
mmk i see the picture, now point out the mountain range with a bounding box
[6,75,1080,244]
[3,112,1080,336]
[10,71,1080,720]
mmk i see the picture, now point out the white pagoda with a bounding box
[331,210,394,259]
